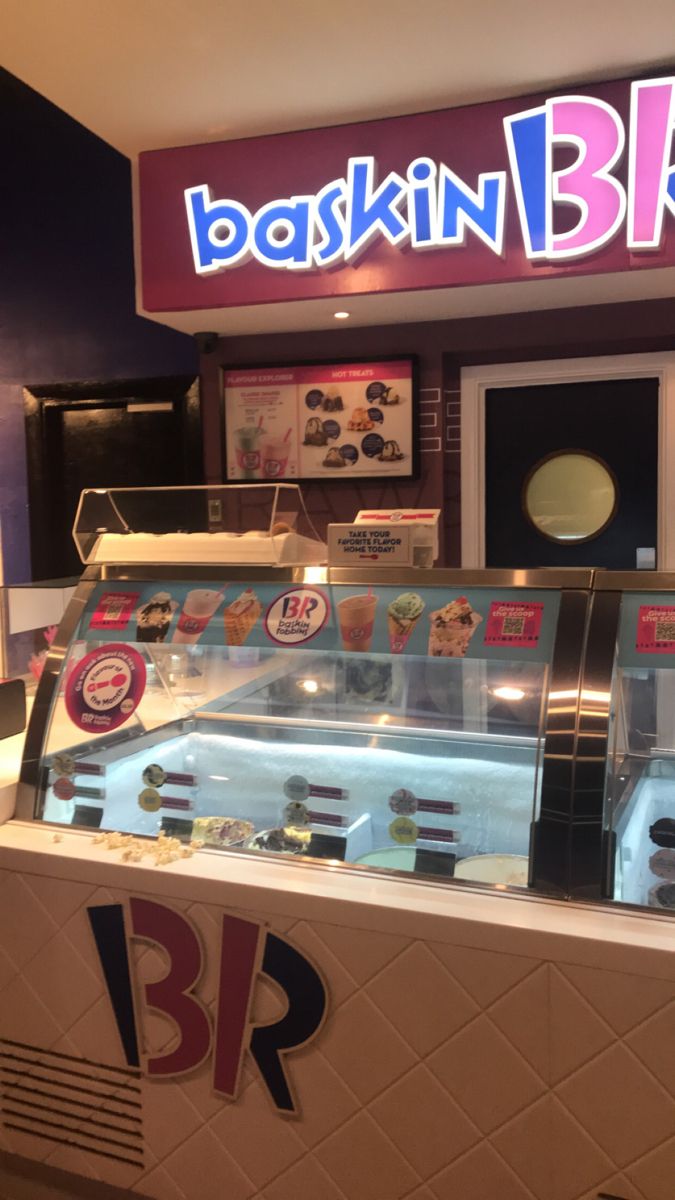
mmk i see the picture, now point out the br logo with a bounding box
[87,900,328,1115]
[264,586,329,645]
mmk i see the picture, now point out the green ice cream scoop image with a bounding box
[388,592,425,620]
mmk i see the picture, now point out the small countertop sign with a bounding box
[327,523,412,566]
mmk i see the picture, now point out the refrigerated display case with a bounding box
[16,486,595,895]
[598,572,675,912]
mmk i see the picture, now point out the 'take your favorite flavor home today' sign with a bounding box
[138,74,675,311]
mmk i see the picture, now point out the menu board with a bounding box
[223,359,415,481]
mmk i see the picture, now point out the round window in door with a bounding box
[522,450,618,543]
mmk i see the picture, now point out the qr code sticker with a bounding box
[655,620,675,641]
[502,616,525,636]
[101,599,125,622]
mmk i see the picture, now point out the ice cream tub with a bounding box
[454,854,529,887]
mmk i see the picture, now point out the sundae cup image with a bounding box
[387,592,425,653]
[135,592,178,643]
[428,596,483,657]
[323,391,343,412]
[338,593,378,652]
[347,407,374,432]
[378,439,404,462]
[380,390,402,405]
[261,436,290,480]
[323,447,346,468]
[234,424,265,479]
[172,589,224,645]
[223,587,262,646]
[303,417,327,446]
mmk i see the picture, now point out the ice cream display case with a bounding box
[17,492,594,896]
[596,571,675,913]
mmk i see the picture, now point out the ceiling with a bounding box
[4,0,675,335]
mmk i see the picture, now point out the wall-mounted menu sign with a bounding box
[223,358,415,481]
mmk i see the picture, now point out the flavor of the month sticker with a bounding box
[484,601,544,648]
[89,591,140,631]
[65,644,146,732]
[636,605,675,653]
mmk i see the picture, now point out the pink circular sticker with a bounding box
[65,644,146,733]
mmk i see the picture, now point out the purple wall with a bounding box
[0,68,197,583]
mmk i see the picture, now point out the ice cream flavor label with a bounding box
[264,587,330,645]
[65,644,146,733]
[89,592,140,632]
[636,605,675,653]
[484,601,544,648]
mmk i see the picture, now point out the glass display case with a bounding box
[17,486,596,894]
[600,573,675,912]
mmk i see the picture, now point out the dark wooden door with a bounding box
[485,378,659,568]
[26,377,202,578]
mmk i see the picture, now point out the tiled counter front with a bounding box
[0,832,673,1200]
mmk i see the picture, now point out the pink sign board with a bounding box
[636,604,675,653]
[484,601,544,648]
[138,73,675,313]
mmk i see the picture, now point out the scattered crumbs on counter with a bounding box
[52,833,63,843]
[93,829,200,867]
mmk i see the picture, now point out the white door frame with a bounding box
[461,352,675,568]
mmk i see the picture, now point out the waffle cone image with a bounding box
[387,593,425,654]
[223,588,261,646]
[387,612,421,654]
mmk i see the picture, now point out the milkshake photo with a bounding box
[261,429,292,479]
[172,589,224,644]
[337,593,378,652]
[234,421,265,479]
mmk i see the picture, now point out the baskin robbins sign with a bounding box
[138,73,675,312]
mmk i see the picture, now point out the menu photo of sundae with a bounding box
[135,592,178,643]
[365,380,406,406]
[428,597,483,657]
[347,407,375,432]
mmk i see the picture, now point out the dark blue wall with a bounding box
[0,68,197,583]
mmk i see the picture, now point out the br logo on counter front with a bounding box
[87,900,328,1116]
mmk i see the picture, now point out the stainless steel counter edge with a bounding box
[95,564,596,588]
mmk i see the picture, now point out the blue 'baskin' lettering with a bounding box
[313,180,347,266]
[407,158,437,247]
[345,157,408,260]
[185,185,251,273]
[253,198,313,269]
[503,107,548,257]
[438,166,507,252]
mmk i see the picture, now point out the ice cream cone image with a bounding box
[387,593,425,654]
[223,588,262,646]
[428,596,482,657]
